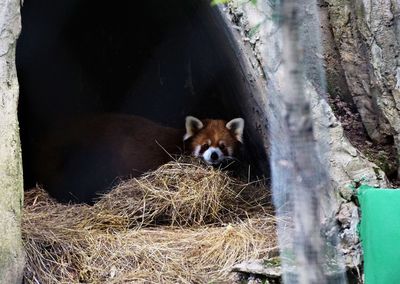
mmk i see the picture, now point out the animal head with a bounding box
[183,116,244,165]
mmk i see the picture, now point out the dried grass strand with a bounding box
[23,158,277,283]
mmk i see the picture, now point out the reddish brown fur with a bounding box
[34,114,184,203]
[189,119,239,155]
[34,115,240,203]
[37,114,184,175]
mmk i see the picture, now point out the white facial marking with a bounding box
[202,147,224,165]
[226,146,233,156]
[226,118,245,143]
[193,145,201,157]
[184,116,204,141]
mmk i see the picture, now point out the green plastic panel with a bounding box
[358,185,400,284]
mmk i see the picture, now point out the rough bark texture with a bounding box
[280,1,327,282]
[326,0,400,178]
[318,0,353,105]
[0,0,25,283]
[223,0,388,193]
[221,0,388,274]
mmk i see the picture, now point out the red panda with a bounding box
[184,116,244,165]
[34,114,244,203]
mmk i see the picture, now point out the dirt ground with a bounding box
[329,95,399,185]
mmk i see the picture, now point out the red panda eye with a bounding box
[219,144,225,150]
[202,144,209,150]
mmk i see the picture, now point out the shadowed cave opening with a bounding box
[17,0,269,203]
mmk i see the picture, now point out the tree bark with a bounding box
[280,0,326,283]
[0,0,25,282]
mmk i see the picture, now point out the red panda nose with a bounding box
[211,152,219,161]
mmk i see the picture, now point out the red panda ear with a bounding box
[226,118,245,143]
[184,116,204,141]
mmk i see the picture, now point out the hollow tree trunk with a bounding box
[0,0,25,282]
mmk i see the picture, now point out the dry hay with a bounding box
[23,157,277,283]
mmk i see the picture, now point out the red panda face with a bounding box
[183,116,244,165]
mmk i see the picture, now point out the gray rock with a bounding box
[232,259,282,279]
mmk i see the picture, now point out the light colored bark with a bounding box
[279,1,327,282]
[0,0,25,283]
[221,0,390,279]
[222,0,387,195]
[327,0,400,177]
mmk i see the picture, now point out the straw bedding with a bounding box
[22,158,277,283]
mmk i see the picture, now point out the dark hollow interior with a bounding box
[17,0,268,202]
